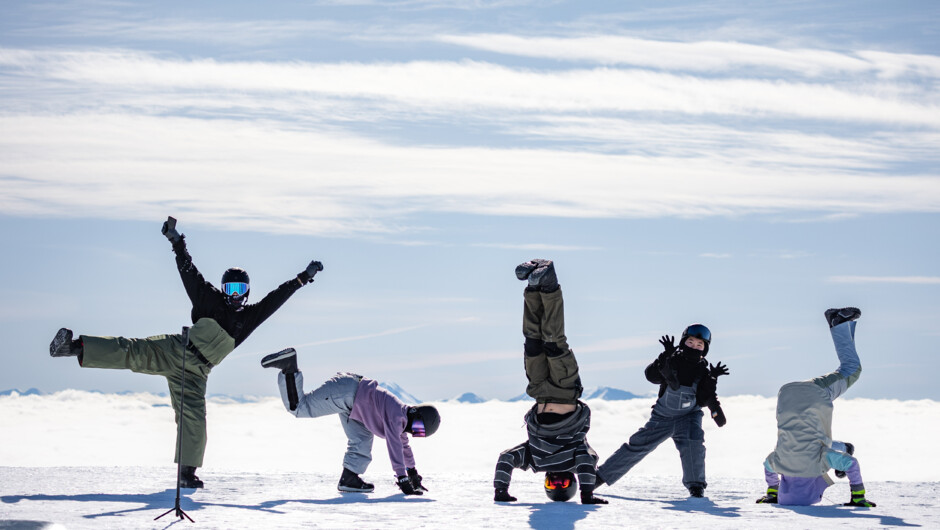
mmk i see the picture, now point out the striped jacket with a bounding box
[493,402,598,492]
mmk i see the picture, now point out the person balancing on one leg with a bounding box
[756,307,876,508]
[262,348,441,495]
[493,259,607,505]
[49,217,323,488]
[594,323,729,498]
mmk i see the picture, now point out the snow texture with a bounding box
[1,391,938,529]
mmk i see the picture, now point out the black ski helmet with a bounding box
[222,267,250,286]
[544,472,577,502]
[408,405,441,437]
[680,323,711,355]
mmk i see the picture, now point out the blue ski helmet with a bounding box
[544,472,577,502]
[680,323,711,355]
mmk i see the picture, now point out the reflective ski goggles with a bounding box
[411,419,426,437]
[222,282,249,297]
[684,324,711,342]
[545,475,572,490]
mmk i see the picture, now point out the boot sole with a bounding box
[337,485,374,493]
[261,348,297,367]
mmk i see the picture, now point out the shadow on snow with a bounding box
[775,504,920,527]
[1,489,434,521]
[494,500,601,530]
[604,494,741,518]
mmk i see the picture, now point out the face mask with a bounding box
[225,295,247,311]
[679,343,704,360]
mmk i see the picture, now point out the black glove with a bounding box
[656,335,680,388]
[407,467,428,492]
[297,260,323,284]
[658,335,676,358]
[494,488,516,502]
[709,402,727,427]
[396,475,422,495]
[161,216,182,244]
[709,361,729,378]
[756,486,778,504]
[581,491,609,505]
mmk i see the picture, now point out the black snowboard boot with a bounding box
[689,485,705,498]
[180,465,204,489]
[825,307,861,328]
[494,487,516,502]
[338,468,374,493]
[835,442,855,479]
[50,328,81,358]
[261,348,298,373]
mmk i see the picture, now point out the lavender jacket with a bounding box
[348,378,417,476]
[764,467,830,505]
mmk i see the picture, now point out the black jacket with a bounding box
[645,349,719,409]
[494,402,598,492]
[172,237,303,347]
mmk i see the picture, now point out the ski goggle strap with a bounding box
[545,475,572,490]
[222,282,249,297]
[411,418,426,437]
[684,324,711,343]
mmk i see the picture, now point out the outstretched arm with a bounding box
[494,443,528,491]
[249,260,322,325]
[162,217,218,307]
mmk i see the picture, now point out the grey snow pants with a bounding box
[598,409,707,490]
[278,371,375,474]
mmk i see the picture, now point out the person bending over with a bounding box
[262,348,440,495]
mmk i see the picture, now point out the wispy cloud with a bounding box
[2,49,938,126]
[8,19,351,46]
[229,323,430,361]
[828,276,940,285]
[434,34,940,79]
[1,44,938,235]
[364,334,655,372]
[472,243,604,252]
[1,113,939,236]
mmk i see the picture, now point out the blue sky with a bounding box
[1,1,938,401]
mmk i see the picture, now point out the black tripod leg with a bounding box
[155,325,194,523]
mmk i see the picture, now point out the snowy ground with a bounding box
[2,392,939,529]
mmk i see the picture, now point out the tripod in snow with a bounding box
[155,326,195,523]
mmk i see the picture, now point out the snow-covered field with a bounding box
[2,391,938,529]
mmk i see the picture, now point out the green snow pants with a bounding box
[522,288,582,404]
[79,318,234,468]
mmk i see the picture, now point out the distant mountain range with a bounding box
[0,388,43,397]
[1,385,648,403]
